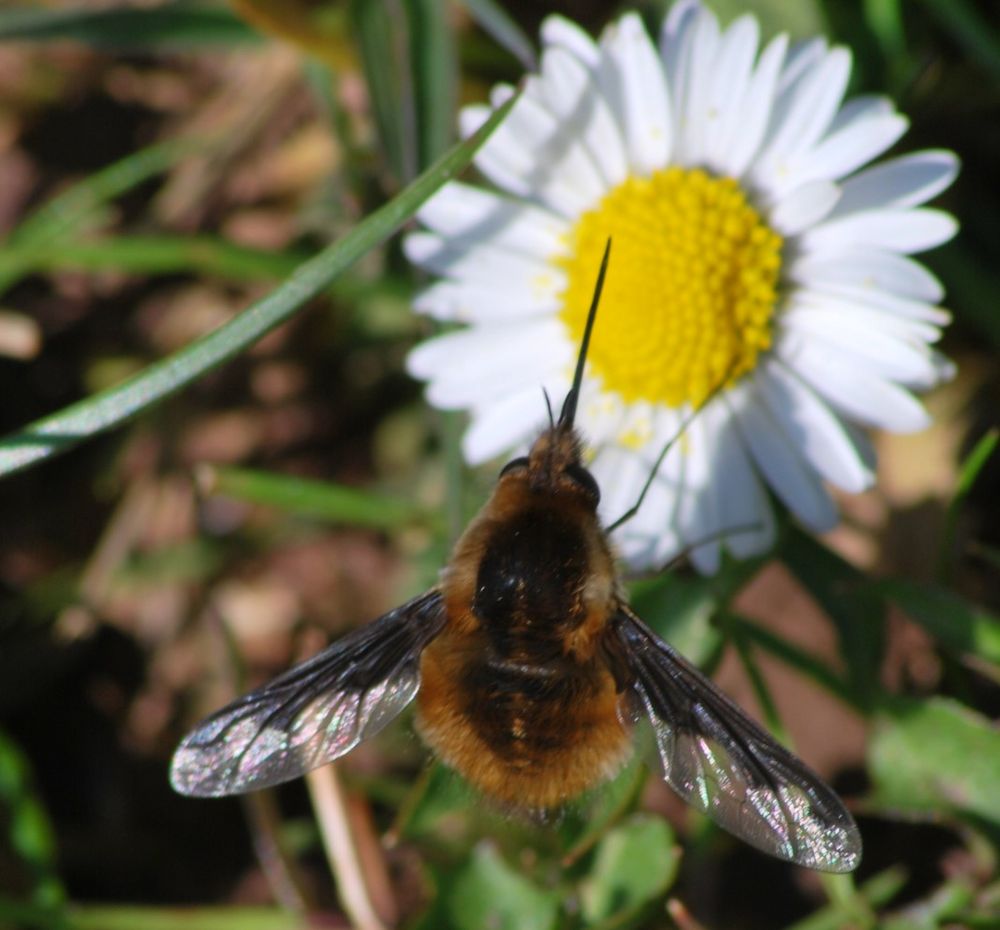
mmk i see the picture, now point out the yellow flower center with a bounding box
[558,167,782,411]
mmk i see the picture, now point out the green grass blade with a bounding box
[0,95,515,479]
[939,428,999,582]
[0,1,260,48]
[0,236,304,281]
[722,612,857,709]
[350,0,418,182]
[781,526,885,711]
[0,235,305,281]
[199,465,437,531]
[0,138,200,293]
[458,0,537,70]
[0,729,65,922]
[873,579,1000,669]
[69,906,308,930]
[918,0,1000,83]
[410,0,457,168]
[722,614,790,743]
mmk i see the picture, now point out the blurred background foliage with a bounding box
[0,1,998,929]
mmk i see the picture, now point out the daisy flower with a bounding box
[405,1,959,573]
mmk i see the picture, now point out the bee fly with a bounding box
[171,242,861,873]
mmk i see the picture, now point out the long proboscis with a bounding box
[558,239,611,431]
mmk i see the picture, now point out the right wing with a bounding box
[612,604,861,872]
[170,589,446,797]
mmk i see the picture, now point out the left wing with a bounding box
[611,604,861,872]
[171,589,446,797]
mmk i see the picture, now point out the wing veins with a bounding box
[171,590,445,796]
[613,605,861,871]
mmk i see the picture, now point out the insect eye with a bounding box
[499,456,529,478]
[565,463,600,504]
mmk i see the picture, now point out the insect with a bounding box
[171,242,862,873]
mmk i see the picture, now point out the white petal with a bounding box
[703,14,760,174]
[462,94,604,215]
[463,388,550,463]
[753,47,851,192]
[802,112,907,179]
[489,83,516,108]
[731,380,838,531]
[756,360,874,492]
[509,92,608,213]
[615,413,690,566]
[540,14,599,67]
[595,442,664,539]
[833,150,960,214]
[789,250,945,303]
[417,183,569,258]
[769,179,840,234]
[786,283,950,325]
[775,37,828,96]
[412,279,560,323]
[660,0,703,91]
[826,93,894,132]
[674,415,720,574]
[601,13,672,174]
[663,0,702,42]
[407,317,567,386]
[799,207,958,254]
[776,331,932,431]
[780,287,947,344]
[779,307,943,387]
[459,103,491,139]
[536,46,628,187]
[404,232,566,296]
[706,401,776,558]
[667,6,721,167]
[723,32,788,178]
[717,441,777,559]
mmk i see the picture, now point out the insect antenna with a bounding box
[541,387,555,431]
[558,238,611,432]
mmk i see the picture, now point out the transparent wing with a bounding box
[613,605,861,872]
[171,590,446,797]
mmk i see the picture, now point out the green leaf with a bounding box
[0,93,516,479]
[869,696,1000,826]
[782,866,907,930]
[875,579,1000,667]
[558,757,648,864]
[0,729,65,917]
[445,844,561,930]
[628,553,762,667]
[394,762,475,842]
[781,526,886,711]
[704,0,825,38]
[0,2,260,48]
[580,815,678,926]
[458,0,537,70]
[200,465,436,531]
[628,573,721,667]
